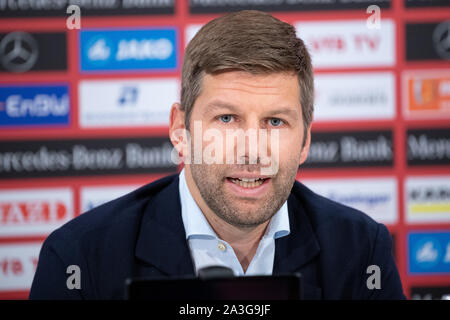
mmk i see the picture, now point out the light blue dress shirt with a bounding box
[179,168,290,276]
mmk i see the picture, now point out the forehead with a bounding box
[195,71,301,112]
[202,70,299,95]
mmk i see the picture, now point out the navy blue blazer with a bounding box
[29,174,405,300]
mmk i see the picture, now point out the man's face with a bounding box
[178,71,310,229]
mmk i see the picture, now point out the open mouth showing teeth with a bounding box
[227,177,268,188]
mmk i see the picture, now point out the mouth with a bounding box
[225,175,272,198]
[226,177,269,188]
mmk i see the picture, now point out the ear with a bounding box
[169,103,189,161]
[299,125,311,166]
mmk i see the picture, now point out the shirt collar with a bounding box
[264,201,290,240]
[179,168,290,240]
[179,168,218,239]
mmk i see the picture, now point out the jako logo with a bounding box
[116,38,173,60]
[0,85,70,127]
[409,232,450,274]
[80,28,177,72]
[87,38,111,61]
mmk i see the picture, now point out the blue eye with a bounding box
[269,118,284,126]
[219,115,233,123]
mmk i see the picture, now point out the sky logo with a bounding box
[118,86,138,106]
[409,232,450,274]
[79,78,178,128]
[0,85,70,127]
[80,28,177,72]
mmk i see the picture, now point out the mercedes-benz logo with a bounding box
[0,31,39,72]
[433,20,450,60]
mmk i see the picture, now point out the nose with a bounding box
[235,115,264,166]
[227,115,279,175]
[245,117,260,165]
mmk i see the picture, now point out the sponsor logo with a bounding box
[304,130,393,168]
[0,243,41,291]
[403,71,450,119]
[0,32,38,73]
[409,231,450,274]
[301,177,398,224]
[295,19,395,68]
[189,0,390,14]
[406,176,450,224]
[433,21,450,60]
[0,188,74,237]
[411,286,450,300]
[80,28,177,72]
[406,21,450,61]
[0,85,70,127]
[0,32,66,72]
[0,0,174,17]
[314,72,395,121]
[80,185,139,213]
[407,128,450,166]
[0,137,176,179]
[79,78,178,128]
[406,0,450,7]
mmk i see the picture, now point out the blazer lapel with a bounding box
[273,184,322,299]
[134,174,195,278]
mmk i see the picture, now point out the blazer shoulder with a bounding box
[45,174,179,250]
[289,181,403,299]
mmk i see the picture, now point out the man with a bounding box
[30,10,405,299]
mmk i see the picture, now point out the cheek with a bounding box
[275,130,303,156]
[204,126,230,162]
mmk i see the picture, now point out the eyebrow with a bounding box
[205,100,300,120]
[205,100,240,114]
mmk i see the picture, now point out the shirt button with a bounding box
[218,242,226,251]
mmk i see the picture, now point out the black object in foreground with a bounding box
[125,267,302,300]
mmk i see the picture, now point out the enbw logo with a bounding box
[0,85,70,127]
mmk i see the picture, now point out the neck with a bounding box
[184,165,269,272]
[206,209,269,272]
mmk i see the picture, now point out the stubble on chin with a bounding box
[189,162,296,230]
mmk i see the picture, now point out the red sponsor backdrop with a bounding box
[0,0,450,299]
